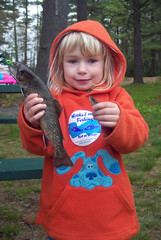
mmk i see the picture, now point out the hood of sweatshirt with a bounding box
[50,20,126,92]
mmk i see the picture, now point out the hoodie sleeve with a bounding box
[102,87,149,154]
[17,104,54,157]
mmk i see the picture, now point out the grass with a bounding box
[122,80,161,240]
[0,204,22,221]
[0,80,161,239]
[0,124,35,159]
[0,225,21,239]
[0,204,22,239]
[0,93,22,107]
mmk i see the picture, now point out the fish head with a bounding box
[15,62,34,88]
[9,62,33,89]
[8,65,16,79]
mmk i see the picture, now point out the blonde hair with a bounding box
[48,31,122,93]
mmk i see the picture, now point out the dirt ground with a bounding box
[119,76,158,85]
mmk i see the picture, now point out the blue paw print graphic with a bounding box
[55,149,121,190]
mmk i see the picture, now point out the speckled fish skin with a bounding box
[9,62,73,168]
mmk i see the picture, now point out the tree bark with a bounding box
[36,0,69,84]
[158,37,161,75]
[24,0,29,65]
[150,10,155,77]
[77,0,87,22]
[133,0,144,83]
[151,50,155,77]
[13,0,18,62]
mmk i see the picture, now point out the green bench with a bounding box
[0,84,44,181]
[0,84,20,124]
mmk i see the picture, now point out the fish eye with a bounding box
[19,69,25,75]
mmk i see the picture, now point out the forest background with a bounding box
[0,1,161,239]
[0,0,161,84]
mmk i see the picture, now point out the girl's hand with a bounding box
[23,93,47,129]
[92,102,120,129]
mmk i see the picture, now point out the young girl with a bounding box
[18,20,149,240]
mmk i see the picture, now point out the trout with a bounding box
[9,62,73,168]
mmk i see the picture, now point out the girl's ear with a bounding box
[96,149,121,174]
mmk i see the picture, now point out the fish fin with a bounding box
[89,96,99,106]
[43,135,48,147]
[53,99,63,118]
[53,152,73,168]
[20,87,26,98]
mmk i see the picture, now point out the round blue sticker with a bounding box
[68,110,101,146]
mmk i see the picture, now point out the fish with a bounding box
[9,62,73,168]
[71,126,82,132]
[85,124,99,130]
[89,95,99,106]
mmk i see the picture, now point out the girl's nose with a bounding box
[77,61,87,74]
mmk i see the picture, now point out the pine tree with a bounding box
[77,0,87,21]
[36,0,69,83]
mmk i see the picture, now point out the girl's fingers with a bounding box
[92,102,120,128]
[24,96,44,112]
[98,120,117,128]
[94,114,119,122]
[27,103,46,116]
[25,103,46,123]
[92,102,119,115]
[92,102,116,111]
[23,94,46,128]
[30,110,46,124]
[25,93,38,100]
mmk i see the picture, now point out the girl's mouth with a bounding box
[76,79,90,82]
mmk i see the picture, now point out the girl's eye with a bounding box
[88,58,97,63]
[68,59,77,64]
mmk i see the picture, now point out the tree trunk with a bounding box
[36,0,69,84]
[13,0,18,62]
[133,0,144,83]
[150,10,155,77]
[151,50,155,77]
[158,49,161,75]
[77,0,87,22]
[24,0,29,65]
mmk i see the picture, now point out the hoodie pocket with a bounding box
[48,185,137,238]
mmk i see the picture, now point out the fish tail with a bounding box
[89,96,99,106]
[53,151,73,168]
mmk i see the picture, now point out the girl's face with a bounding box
[63,47,104,91]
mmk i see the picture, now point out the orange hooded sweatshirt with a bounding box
[18,20,149,240]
